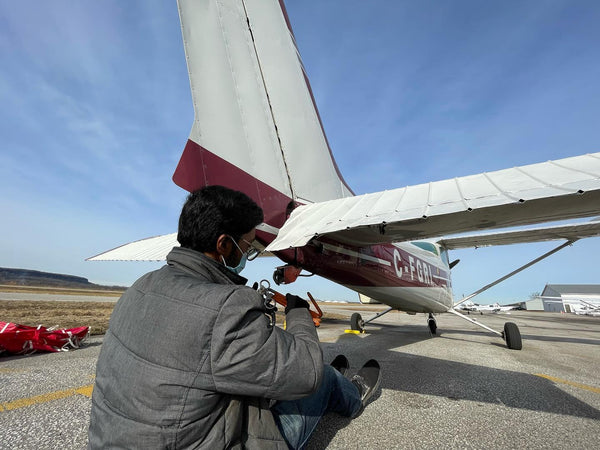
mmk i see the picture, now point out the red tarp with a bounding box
[0,322,89,355]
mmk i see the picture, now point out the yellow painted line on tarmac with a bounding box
[0,368,26,374]
[534,373,600,394]
[0,384,94,412]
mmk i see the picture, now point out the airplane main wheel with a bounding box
[350,313,364,332]
[504,322,522,350]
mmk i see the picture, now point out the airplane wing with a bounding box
[438,219,600,249]
[90,153,600,261]
[88,220,600,261]
[265,152,600,251]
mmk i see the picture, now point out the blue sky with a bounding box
[1,0,599,303]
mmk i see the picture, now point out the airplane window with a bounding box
[411,241,439,255]
[440,248,450,265]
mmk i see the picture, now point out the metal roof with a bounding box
[542,284,600,296]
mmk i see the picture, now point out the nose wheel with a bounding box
[427,313,437,335]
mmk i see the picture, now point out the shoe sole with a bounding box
[330,354,349,376]
[356,359,381,406]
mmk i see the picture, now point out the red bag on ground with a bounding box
[0,322,89,355]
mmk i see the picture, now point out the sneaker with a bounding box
[350,359,381,416]
[330,354,349,376]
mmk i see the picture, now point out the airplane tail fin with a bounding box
[173,0,353,230]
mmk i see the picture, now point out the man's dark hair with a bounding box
[177,185,264,253]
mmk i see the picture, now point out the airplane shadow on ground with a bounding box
[513,314,600,326]
[439,328,600,346]
[306,324,600,450]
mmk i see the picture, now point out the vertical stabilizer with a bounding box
[174,0,353,228]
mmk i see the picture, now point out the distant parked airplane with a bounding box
[457,301,517,314]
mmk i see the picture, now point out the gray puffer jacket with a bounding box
[88,247,323,449]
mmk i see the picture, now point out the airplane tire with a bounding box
[504,322,522,350]
[351,313,364,332]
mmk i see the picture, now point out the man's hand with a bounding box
[285,293,309,314]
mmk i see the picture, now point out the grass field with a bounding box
[0,299,348,337]
[0,283,358,339]
[1,301,115,335]
[0,285,123,297]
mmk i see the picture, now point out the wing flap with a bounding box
[438,220,600,249]
[265,153,600,250]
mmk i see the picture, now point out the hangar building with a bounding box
[532,284,600,313]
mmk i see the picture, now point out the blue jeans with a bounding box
[272,365,362,449]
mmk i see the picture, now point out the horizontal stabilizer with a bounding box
[438,219,600,249]
[266,153,600,251]
[87,233,179,261]
[87,227,276,261]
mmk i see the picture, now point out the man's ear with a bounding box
[215,234,232,257]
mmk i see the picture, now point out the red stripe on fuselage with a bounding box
[276,240,451,290]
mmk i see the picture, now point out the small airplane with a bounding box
[574,305,600,317]
[457,301,517,314]
[88,0,600,351]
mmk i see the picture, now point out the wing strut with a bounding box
[447,308,502,336]
[453,240,576,308]
[448,239,579,350]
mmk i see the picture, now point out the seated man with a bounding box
[88,185,381,449]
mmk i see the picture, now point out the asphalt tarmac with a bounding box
[1,305,599,449]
